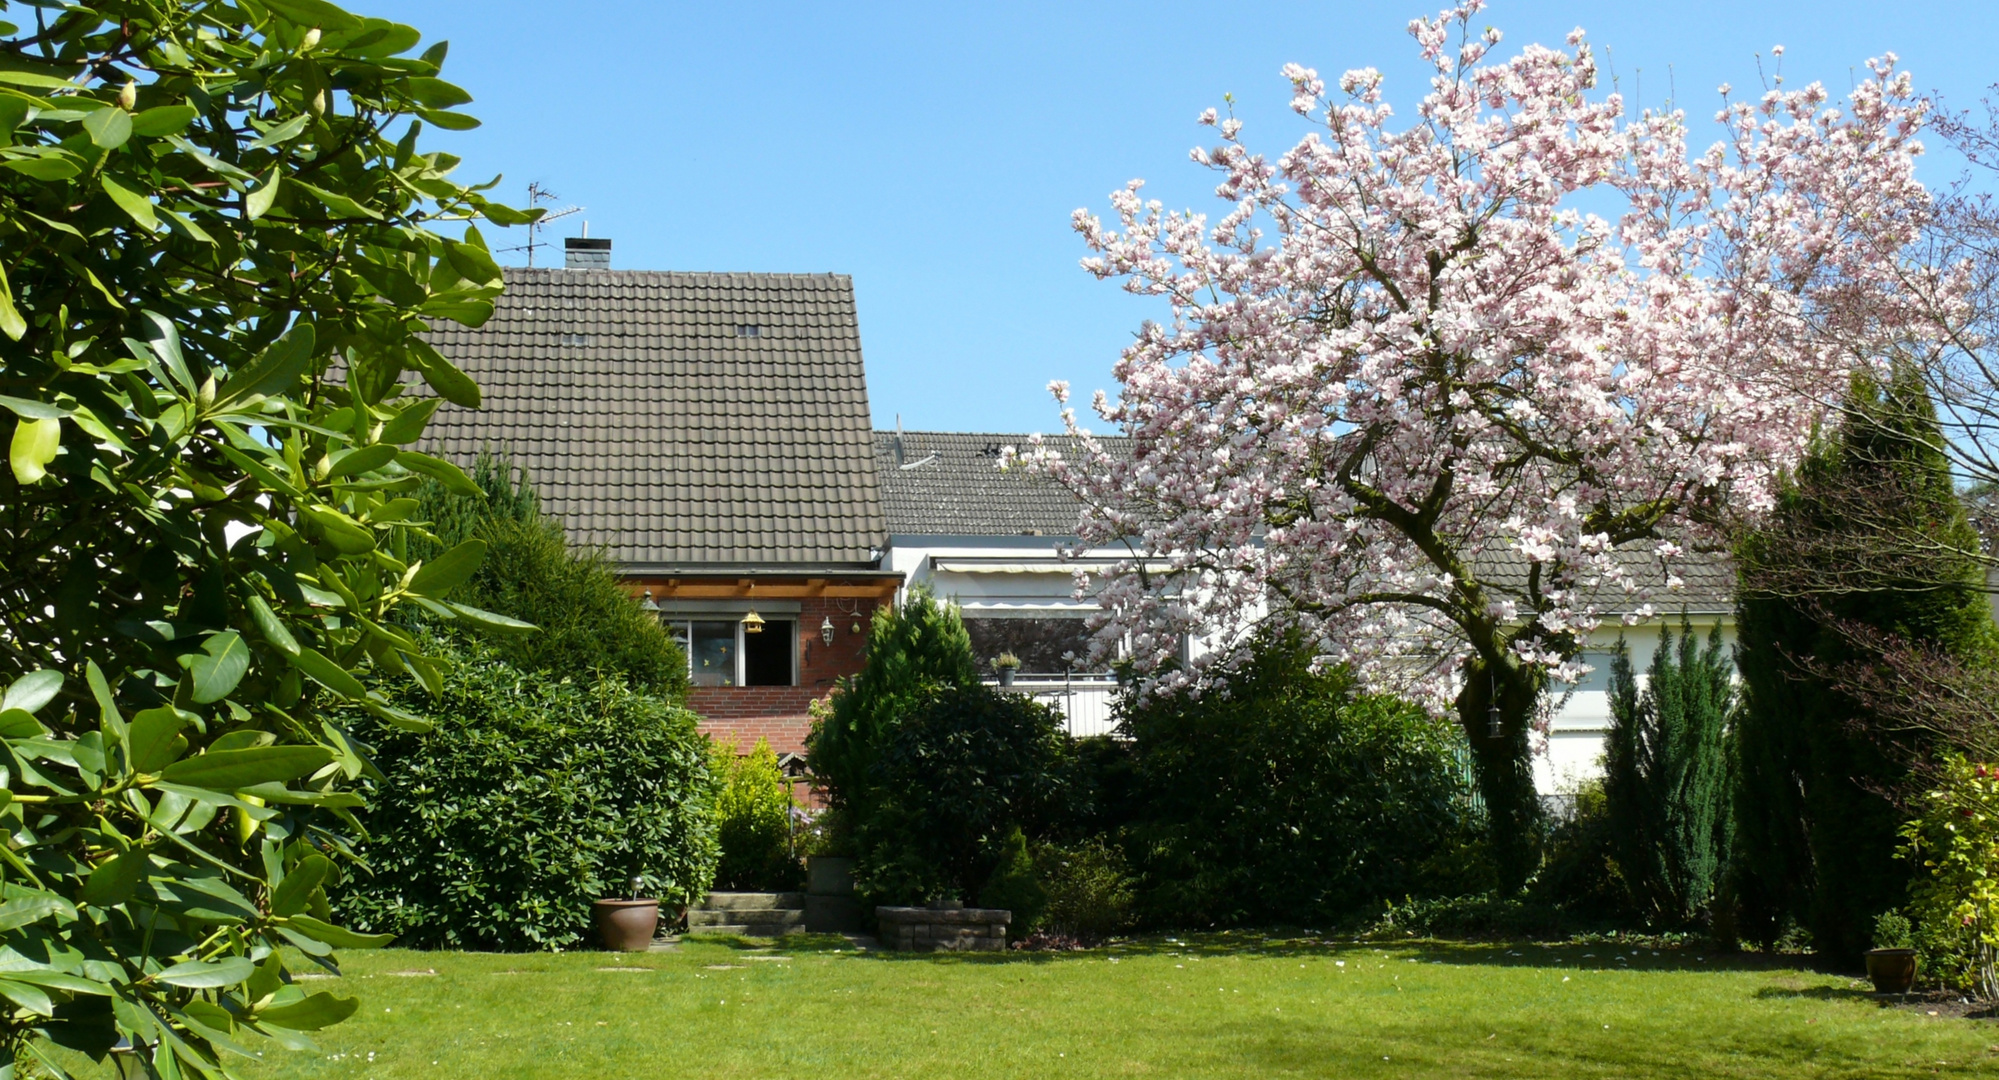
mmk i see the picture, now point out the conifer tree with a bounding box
[1733,368,1999,962]
[1604,621,1734,925]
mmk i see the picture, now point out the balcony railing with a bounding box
[984,674,1121,738]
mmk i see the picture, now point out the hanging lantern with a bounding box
[821,616,836,646]
[742,609,765,634]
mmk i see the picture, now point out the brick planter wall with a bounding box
[875,906,1011,952]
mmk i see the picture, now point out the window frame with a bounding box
[666,617,796,688]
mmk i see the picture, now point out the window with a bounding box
[665,618,794,687]
[962,617,1098,676]
[736,324,762,338]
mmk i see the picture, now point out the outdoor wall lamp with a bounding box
[821,616,835,646]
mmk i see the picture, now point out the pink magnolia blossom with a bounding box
[1013,1,1934,713]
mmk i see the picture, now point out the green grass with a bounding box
[53,934,1999,1078]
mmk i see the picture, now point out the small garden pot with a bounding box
[593,899,660,952]
[1865,948,1917,994]
[997,668,1016,687]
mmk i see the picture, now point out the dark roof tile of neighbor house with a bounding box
[420,268,886,570]
[874,430,1132,537]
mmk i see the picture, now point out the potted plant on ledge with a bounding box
[993,652,1022,687]
[1866,911,1918,994]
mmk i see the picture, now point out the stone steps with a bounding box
[685,891,806,937]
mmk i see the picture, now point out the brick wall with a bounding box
[688,596,882,756]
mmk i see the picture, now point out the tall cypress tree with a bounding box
[1604,620,1734,925]
[1733,367,1999,963]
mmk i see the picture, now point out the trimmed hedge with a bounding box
[334,645,718,950]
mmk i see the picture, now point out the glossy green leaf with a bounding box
[245,113,309,150]
[326,443,397,478]
[290,178,381,220]
[292,647,367,699]
[128,706,190,773]
[155,957,254,989]
[445,601,536,635]
[159,746,335,790]
[81,105,131,148]
[0,708,42,738]
[215,322,315,407]
[257,991,359,1031]
[0,895,71,933]
[394,449,480,495]
[246,593,301,656]
[262,0,365,30]
[379,399,439,444]
[1,670,62,713]
[415,107,480,131]
[0,978,54,1015]
[283,915,393,949]
[184,631,251,704]
[0,262,25,341]
[0,395,60,420]
[271,854,331,917]
[1,153,80,179]
[80,849,148,907]
[9,415,58,483]
[246,170,280,220]
[299,504,376,554]
[99,174,157,231]
[407,539,486,598]
[129,104,197,136]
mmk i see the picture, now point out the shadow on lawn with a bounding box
[711,929,1821,976]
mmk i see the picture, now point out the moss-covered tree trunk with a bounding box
[1458,660,1544,892]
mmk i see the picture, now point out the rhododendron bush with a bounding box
[1016,1,1936,879]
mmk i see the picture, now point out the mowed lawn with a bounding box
[65,934,1999,1078]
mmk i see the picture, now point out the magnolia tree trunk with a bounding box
[1458,662,1544,890]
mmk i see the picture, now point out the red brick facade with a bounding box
[627,580,896,757]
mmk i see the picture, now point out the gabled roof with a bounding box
[421,268,886,570]
[875,430,1132,537]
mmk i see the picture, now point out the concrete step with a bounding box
[698,892,805,911]
[688,908,805,930]
[683,922,807,937]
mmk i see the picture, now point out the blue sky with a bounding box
[391,0,1999,435]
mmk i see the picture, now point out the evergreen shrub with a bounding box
[1602,621,1734,926]
[411,453,690,698]
[335,643,719,950]
[1036,838,1139,940]
[855,684,1074,906]
[1119,631,1481,928]
[1733,370,1999,962]
[714,739,803,891]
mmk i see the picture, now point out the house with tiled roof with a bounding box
[874,427,1740,795]
[421,239,901,756]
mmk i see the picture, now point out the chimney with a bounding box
[564,236,610,270]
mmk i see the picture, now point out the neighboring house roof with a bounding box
[878,429,1734,615]
[422,268,886,571]
[875,430,1132,537]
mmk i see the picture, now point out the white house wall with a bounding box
[1537,616,1736,797]
[887,533,1735,798]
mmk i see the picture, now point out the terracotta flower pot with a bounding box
[1865,947,1917,994]
[593,899,660,952]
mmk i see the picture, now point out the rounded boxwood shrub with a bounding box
[1120,630,1481,927]
[334,644,719,950]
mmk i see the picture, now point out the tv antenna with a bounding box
[500,181,582,267]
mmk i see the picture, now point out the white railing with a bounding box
[986,675,1122,738]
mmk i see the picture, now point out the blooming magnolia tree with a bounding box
[1015,1,1935,880]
